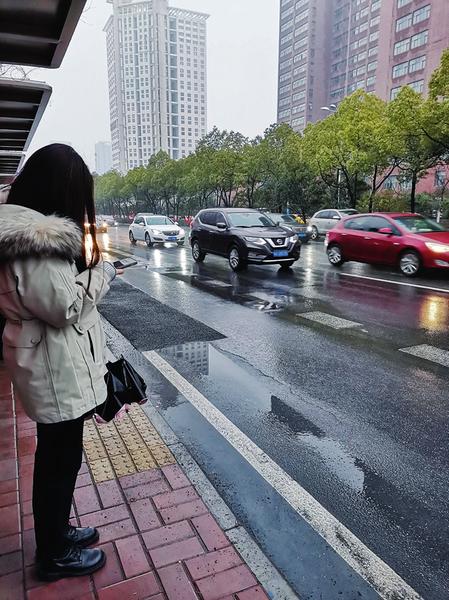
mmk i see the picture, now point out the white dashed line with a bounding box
[143,350,422,600]
[399,344,449,367]
[297,311,361,329]
[338,272,449,294]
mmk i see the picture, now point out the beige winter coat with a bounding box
[0,204,114,423]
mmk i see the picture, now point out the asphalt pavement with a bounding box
[99,226,449,600]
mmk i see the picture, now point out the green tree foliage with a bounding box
[94,51,449,218]
[388,87,443,212]
[303,91,398,209]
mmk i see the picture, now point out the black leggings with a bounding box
[33,415,85,559]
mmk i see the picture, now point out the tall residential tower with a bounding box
[277,0,449,131]
[105,0,208,173]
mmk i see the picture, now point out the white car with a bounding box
[308,208,359,240]
[128,214,185,247]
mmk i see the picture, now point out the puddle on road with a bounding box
[162,272,287,312]
[156,340,383,499]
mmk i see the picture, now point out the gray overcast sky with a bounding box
[28,0,280,170]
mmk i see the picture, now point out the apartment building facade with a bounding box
[277,0,449,131]
[105,0,208,173]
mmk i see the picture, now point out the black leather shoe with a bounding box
[36,546,106,581]
[65,525,99,548]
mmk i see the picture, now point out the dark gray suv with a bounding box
[190,208,301,272]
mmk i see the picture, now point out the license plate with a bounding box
[273,250,289,257]
[167,236,177,241]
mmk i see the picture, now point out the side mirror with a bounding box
[216,222,227,230]
[175,221,179,226]
[379,227,393,235]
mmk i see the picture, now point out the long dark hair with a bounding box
[7,144,100,271]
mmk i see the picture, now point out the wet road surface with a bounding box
[100,226,449,600]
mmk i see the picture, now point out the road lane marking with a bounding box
[338,272,449,294]
[143,350,422,600]
[297,311,361,329]
[399,344,449,367]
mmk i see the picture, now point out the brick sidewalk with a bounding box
[0,364,270,600]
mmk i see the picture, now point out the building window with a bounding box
[394,38,410,55]
[278,109,291,118]
[367,60,377,72]
[409,55,426,73]
[396,13,412,31]
[281,6,294,19]
[292,90,305,101]
[292,117,305,127]
[392,61,408,78]
[411,30,428,49]
[281,19,294,32]
[397,0,412,7]
[409,79,424,93]
[413,5,431,25]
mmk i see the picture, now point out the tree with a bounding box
[388,87,443,212]
[303,91,398,210]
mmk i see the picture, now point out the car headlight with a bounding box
[307,226,313,232]
[151,229,162,234]
[289,235,298,243]
[245,237,266,245]
[178,229,185,236]
[425,242,449,253]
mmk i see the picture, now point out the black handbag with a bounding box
[94,356,147,423]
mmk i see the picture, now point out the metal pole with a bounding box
[337,168,341,207]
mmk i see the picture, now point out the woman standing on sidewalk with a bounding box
[0,144,115,581]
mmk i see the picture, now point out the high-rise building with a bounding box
[277,0,449,131]
[277,0,332,131]
[95,141,113,175]
[105,0,208,173]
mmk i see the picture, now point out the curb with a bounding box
[103,317,299,600]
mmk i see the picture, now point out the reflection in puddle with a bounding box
[159,341,377,496]
[164,341,210,375]
[270,396,366,492]
[419,295,449,332]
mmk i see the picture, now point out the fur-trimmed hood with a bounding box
[0,204,82,262]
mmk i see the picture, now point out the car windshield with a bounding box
[145,216,174,226]
[227,212,275,227]
[269,214,297,224]
[393,216,445,233]
[339,209,359,215]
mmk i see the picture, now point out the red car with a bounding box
[325,212,449,277]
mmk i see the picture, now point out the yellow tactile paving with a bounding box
[83,404,175,483]
[89,458,115,483]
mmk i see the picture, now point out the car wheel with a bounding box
[279,261,295,271]
[311,226,319,241]
[129,231,136,245]
[192,240,206,263]
[327,244,344,266]
[145,233,154,247]
[229,246,247,272]
[399,250,421,277]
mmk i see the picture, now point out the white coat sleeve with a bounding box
[13,258,114,329]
